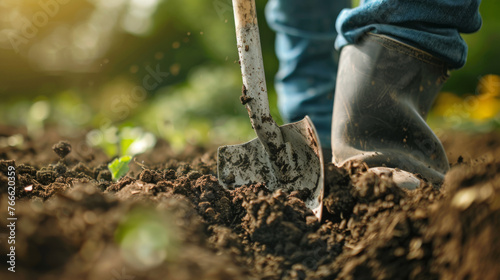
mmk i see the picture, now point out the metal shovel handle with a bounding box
[232,0,284,153]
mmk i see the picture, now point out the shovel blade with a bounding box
[217,116,324,219]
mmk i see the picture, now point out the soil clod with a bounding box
[52,141,72,159]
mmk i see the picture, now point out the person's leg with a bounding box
[331,0,482,187]
[265,0,350,154]
[335,0,482,69]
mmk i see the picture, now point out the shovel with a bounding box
[217,0,325,220]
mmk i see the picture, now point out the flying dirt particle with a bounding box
[52,141,72,159]
[172,42,180,49]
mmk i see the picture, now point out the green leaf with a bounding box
[108,155,132,181]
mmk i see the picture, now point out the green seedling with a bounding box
[102,127,156,181]
[108,155,132,181]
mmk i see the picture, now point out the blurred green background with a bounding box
[0,0,498,154]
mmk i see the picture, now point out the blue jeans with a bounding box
[266,0,482,149]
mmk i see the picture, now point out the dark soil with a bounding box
[0,126,499,280]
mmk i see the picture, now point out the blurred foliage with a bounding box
[87,126,156,158]
[115,206,179,269]
[429,74,500,133]
[0,0,278,150]
[0,0,498,151]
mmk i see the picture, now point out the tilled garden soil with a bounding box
[0,126,499,280]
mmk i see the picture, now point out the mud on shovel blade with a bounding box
[217,0,325,220]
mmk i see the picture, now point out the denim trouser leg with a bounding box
[265,0,350,148]
[335,0,482,69]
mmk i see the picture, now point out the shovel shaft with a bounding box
[232,0,284,152]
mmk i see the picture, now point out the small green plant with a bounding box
[108,155,132,181]
[86,126,156,181]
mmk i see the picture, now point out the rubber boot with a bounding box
[331,33,450,189]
